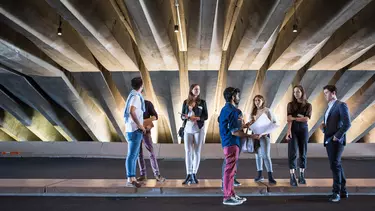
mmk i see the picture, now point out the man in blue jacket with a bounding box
[320,85,351,202]
[219,87,261,206]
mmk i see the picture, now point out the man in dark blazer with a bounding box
[320,85,351,202]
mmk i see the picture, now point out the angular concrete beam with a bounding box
[0,88,32,126]
[362,127,375,143]
[124,0,179,71]
[0,68,90,142]
[269,0,372,71]
[0,0,127,142]
[206,52,229,143]
[222,0,243,51]
[346,74,375,121]
[229,0,292,70]
[187,0,224,70]
[46,0,138,72]
[347,104,375,143]
[0,129,15,141]
[0,27,113,142]
[0,87,66,141]
[0,110,41,142]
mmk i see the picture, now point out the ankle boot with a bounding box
[299,171,306,184]
[268,172,277,184]
[182,174,192,185]
[290,173,298,186]
[192,173,199,184]
[254,171,264,182]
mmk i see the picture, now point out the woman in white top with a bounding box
[180,84,208,185]
[248,95,277,184]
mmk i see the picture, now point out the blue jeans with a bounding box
[125,130,143,178]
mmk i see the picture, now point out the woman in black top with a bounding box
[286,85,312,186]
[180,84,208,185]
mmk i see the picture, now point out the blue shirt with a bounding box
[219,103,242,148]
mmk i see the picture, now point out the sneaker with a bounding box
[254,176,264,182]
[234,179,241,186]
[234,194,247,202]
[155,175,166,182]
[126,181,142,188]
[223,197,243,206]
[137,175,147,182]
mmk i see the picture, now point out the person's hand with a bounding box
[190,116,200,122]
[251,134,261,140]
[333,136,339,141]
[286,130,292,141]
[182,114,188,119]
[138,125,146,134]
[320,123,326,130]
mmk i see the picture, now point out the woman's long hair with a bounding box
[187,84,201,105]
[251,95,265,117]
[290,85,307,110]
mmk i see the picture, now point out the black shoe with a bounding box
[290,173,298,186]
[254,171,264,182]
[298,171,306,184]
[234,179,241,186]
[182,174,192,185]
[340,191,349,198]
[268,172,277,185]
[329,193,341,202]
[191,173,199,184]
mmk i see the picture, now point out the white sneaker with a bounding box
[223,197,243,206]
[234,194,247,202]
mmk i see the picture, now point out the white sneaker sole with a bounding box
[223,201,243,206]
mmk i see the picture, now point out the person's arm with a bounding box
[147,101,158,121]
[130,104,145,133]
[286,103,293,140]
[228,110,260,139]
[334,102,351,140]
[181,101,188,120]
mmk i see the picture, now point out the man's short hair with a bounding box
[131,77,143,90]
[323,85,337,95]
[223,87,240,103]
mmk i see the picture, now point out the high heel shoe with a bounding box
[182,174,192,185]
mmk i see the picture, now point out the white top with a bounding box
[184,110,200,134]
[325,99,337,124]
[125,95,144,132]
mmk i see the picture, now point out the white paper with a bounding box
[249,113,279,135]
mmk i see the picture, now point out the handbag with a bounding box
[178,119,187,138]
[241,129,260,153]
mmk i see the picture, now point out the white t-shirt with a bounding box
[184,110,200,134]
[125,95,144,132]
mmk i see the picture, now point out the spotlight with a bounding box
[174,25,179,32]
[57,27,62,36]
[293,24,298,33]
[57,16,62,36]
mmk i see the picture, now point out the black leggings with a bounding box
[288,122,308,169]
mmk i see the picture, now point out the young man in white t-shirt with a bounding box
[124,77,146,188]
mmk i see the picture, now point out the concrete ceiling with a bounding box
[0,0,375,143]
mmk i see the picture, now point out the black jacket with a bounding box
[181,99,208,129]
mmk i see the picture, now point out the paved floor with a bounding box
[1,196,374,211]
[0,157,374,179]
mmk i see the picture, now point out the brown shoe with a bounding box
[155,175,166,182]
[126,181,142,188]
[137,175,147,182]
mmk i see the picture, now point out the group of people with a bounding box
[123,77,351,206]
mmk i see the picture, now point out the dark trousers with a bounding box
[326,141,346,194]
[288,122,308,169]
